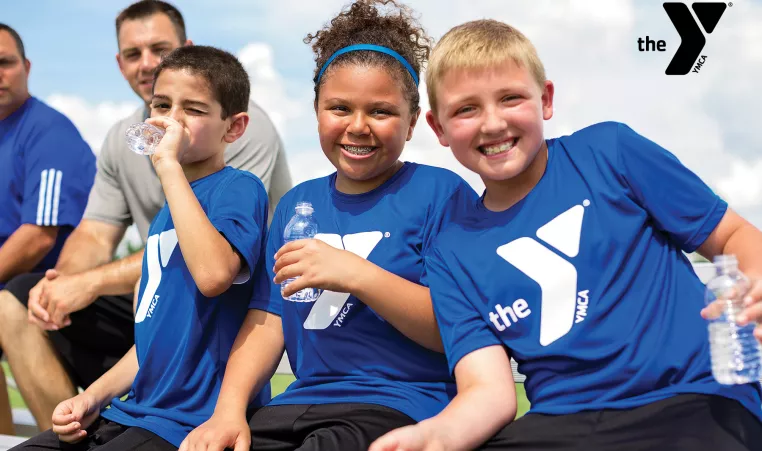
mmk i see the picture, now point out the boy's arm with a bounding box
[147,117,243,298]
[83,345,139,408]
[371,345,517,451]
[696,208,762,278]
[179,309,284,451]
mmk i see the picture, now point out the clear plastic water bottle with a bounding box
[282,202,321,302]
[705,254,762,385]
[125,123,165,155]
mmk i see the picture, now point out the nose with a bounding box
[481,106,507,136]
[347,112,370,136]
[139,49,160,74]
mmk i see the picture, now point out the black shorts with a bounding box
[248,403,416,451]
[9,417,175,451]
[3,272,135,388]
[481,394,762,451]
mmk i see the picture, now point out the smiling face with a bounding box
[0,30,30,120]
[316,64,419,194]
[427,60,554,183]
[150,68,245,166]
[117,12,186,104]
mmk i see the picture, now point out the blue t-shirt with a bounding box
[429,122,762,423]
[0,97,95,287]
[250,162,475,422]
[102,167,271,446]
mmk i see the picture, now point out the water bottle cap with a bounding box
[295,201,314,215]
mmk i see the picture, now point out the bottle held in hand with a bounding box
[125,123,165,155]
[282,202,321,302]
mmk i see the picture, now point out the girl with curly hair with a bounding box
[181,1,476,450]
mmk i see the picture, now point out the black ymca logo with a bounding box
[663,2,727,75]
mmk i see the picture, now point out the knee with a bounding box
[0,289,29,338]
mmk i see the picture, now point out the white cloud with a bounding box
[237,43,306,137]
[45,94,139,155]
[716,158,762,210]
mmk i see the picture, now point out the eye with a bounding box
[501,95,521,103]
[454,105,475,116]
[151,102,170,110]
[371,109,392,117]
[186,108,206,115]
[123,52,140,61]
[329,105,349,113]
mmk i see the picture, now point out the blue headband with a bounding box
[315,44,419,86]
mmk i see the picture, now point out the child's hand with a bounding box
[179,412,250,451]
[274,238,364,296]
[51,392,101,443]
[145,116,190,169]
[739,278,762,341]
[370,424,446,451]
[701,278,762,342]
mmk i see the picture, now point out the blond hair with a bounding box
[426,19,546,114]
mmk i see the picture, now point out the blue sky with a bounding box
[5,0,762,228]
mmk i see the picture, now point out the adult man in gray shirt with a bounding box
[0,0,291,431]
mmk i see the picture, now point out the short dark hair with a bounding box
[0,23,26,60]
[154,46,250,119]
[116,1,186,44]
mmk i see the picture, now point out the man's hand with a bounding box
[26,275,60,330]
[51,392,101,443]
[179,412,250,451]
[40,269,97,328]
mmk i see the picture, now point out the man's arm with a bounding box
[0,224,58,282]
[54,219,126,275]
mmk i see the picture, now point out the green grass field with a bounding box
[4,362,530,418]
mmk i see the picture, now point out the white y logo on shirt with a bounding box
[135,229,178,323]
[495,200,590,346]
[302,231,383,330]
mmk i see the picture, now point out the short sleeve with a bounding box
[426,245,502,375]
[616,123,727,252]
[208,173,268,284]
[21,122,95,227]
[421,180,478,260]
[83,130,133,228]
[248,196,287,316]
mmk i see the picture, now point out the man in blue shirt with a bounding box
[0,23,95,435]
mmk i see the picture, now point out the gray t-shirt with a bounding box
[83,100,292,242]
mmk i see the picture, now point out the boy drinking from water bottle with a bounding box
[11,45,271,451]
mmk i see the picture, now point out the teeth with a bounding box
[343,145,376,155]
[481,139,517,156]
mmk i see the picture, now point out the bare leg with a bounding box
[0,368,13,435]
[0,291,77,431]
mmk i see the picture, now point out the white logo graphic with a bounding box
[302,231,383,330]
[495,200,589,346]
[135,229,178,323]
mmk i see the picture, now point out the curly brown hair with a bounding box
[304,0,432,113]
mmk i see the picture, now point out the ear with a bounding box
[224,112,250,144]
[425,110,450,147]
[183,39,193,47]
[116,53,127,78]
[24,59,31,76]
[406,108,421,141]
[541,80,554,121]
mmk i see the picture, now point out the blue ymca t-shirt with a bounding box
[0,97,95,287]
[429,122,762,422]
[102,166,272,446]
[249,162,475,422]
